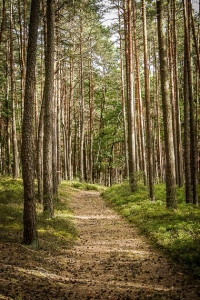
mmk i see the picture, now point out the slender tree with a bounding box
[88,38,95,183]
[133,0,147,186]
[21,0,40,246]
[79,12,85,182]
[182,0,198,205]
[43,0,55,217]
[124,0,137,192]
[173,0,184,188]
[118,0,129,179]
[10,0,19,179]
[142,0,155,201]
[157,0,177,208]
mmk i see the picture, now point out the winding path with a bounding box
[62,190,200,299]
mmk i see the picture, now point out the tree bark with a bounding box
[124,0,137,192]
[171,0,184,187]
[133,0,147,186]
[10,0,19,179]
[118,0,129,179]
[88,39,95,183]
[79,14,85,182]
[21,0,40,247]
[182,0,198,205]
[43,0,55,217]
[142,0,155,201]
[157,0,177,208]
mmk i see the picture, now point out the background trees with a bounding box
[0,0,199,208]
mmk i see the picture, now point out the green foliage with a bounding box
[0,177,78,250]
[0,178,24,237]
[103,182,200,277]
[63,180,105,192]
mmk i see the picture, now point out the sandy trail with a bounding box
[60,190,200,299]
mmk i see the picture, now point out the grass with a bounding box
[65,179,106,191]
[102,181,200,277]
[0,177,78,250]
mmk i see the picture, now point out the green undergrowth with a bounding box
[0,177,78,251]
[65,179,106,192]
[102,181,200,277]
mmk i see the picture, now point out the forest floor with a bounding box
[0,189,200,299]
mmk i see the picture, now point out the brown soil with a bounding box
[0,190,200,299]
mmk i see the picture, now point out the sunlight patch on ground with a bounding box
[74,214,120,220]
[0,294,10,299]
[73,244,150,256]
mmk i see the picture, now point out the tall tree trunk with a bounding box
[118,0,129,179]
[183,0,198,205]
[124,0,137,192]
[133,0,147,186]
[5,39,12,176]
[142,0,155,201]
[52,62,58,195]
[10,0,19,179]
[21,0,40,247]
[183,44,191,203]
[157,0,177,208]
[79,14,85,182]
[37,97,44,203]
[43,0,55,217]
[68,49,75,180]
[153,41,164,182]
[88,39,94,183]
[56,14,61,185]
[171,0,184,187]
[37,17,46,203]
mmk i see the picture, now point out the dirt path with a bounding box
[0,190,200,299]
[62,190,200,299]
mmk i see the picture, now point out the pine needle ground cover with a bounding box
[102,182,200,277]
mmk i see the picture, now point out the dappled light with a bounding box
[75,214,120,220]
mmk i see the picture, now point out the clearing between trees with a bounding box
[0,189,200,299]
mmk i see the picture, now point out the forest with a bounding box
[1,1,200,298]
[0,0,200,246]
